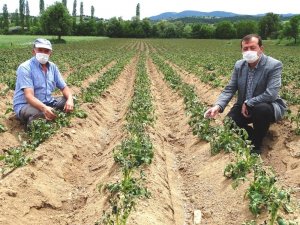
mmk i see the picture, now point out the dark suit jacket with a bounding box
[215,54,287,121]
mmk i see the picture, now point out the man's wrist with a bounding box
[244,100,251,107]
[215,104,223,112]
[40,104,47,112]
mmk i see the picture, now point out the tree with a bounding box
[215,21,236,39]
[72,0,77,17]
[11,9,20,26]
[76,20,96,35]
[80,1,83,23]
[62,0,67,7]
[40,2,72,40]
[141,18,152,37]
[2,4,9,33]
[106,17,124,37]
[91,5,94,19]
[259,13,281,39]
[72,0,77,30]
[183,24,192,38]
[136,3,140,20]
[0,17,3,31]
[192,23,215,39]
[282,15,300,44]
[164,23,177,38]
[39,0,44,15]
[25,0,30,29]
[19,0,25,31]
[95,19,106,36]
[125,19,145,38]
[235,20,258,38]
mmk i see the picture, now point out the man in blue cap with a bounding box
[13,38,74,128]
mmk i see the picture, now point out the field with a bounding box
[0,37,299,225]
[0,35,107,48]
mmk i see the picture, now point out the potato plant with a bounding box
[246,166,292,225]
[98,54,154,225]
[210,118,250,155]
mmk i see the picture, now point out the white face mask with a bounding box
[242,51,259,63]
[36,53,49,64]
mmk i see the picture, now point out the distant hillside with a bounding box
[149,10,239,20]
[149,10,297,21]
[171,15,261,24]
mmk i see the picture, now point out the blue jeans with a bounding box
[19,96,67,126]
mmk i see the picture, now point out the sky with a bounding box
[1,0,299,20]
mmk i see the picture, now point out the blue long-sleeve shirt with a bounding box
[13,57,66,118]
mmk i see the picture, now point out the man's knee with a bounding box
[19,105,44,123]
[227,105,246,127]
[252,103,274,121]
[19,105,41,118]
[53,96,67,110]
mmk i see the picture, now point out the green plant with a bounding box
[114,135,153,171]
[0,145,30,173]
[0,123,6,133]
[98,172,150,225]
[210,118,250,155]
[27,119,56,148]
[246,166,292,225]
[73,108,88,118]
[224,154,260,188]
[291,108,300,135]
[242,220,257,225]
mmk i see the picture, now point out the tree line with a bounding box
[0,0,299,44]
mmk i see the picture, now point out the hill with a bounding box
[149,10,296,21]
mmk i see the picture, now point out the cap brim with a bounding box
[35,43,52,50]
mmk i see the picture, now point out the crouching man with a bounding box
[13,38,74,128]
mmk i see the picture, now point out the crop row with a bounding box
[66,50,119,87]
[97,53,154,225]
[151,53,294,225]
[80,51,135,103]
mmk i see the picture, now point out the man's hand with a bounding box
[241,103,250,118]
[42,106,57,120]
[204,105,221,118]
[64,97,74,113]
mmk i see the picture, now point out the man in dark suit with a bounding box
[204,34,287,154]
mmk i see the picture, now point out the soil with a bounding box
[0,43,299,225]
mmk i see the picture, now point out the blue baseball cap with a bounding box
[33,38,52,50]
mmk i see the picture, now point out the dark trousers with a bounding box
[19,96,67,126]
[227,103,275,150]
